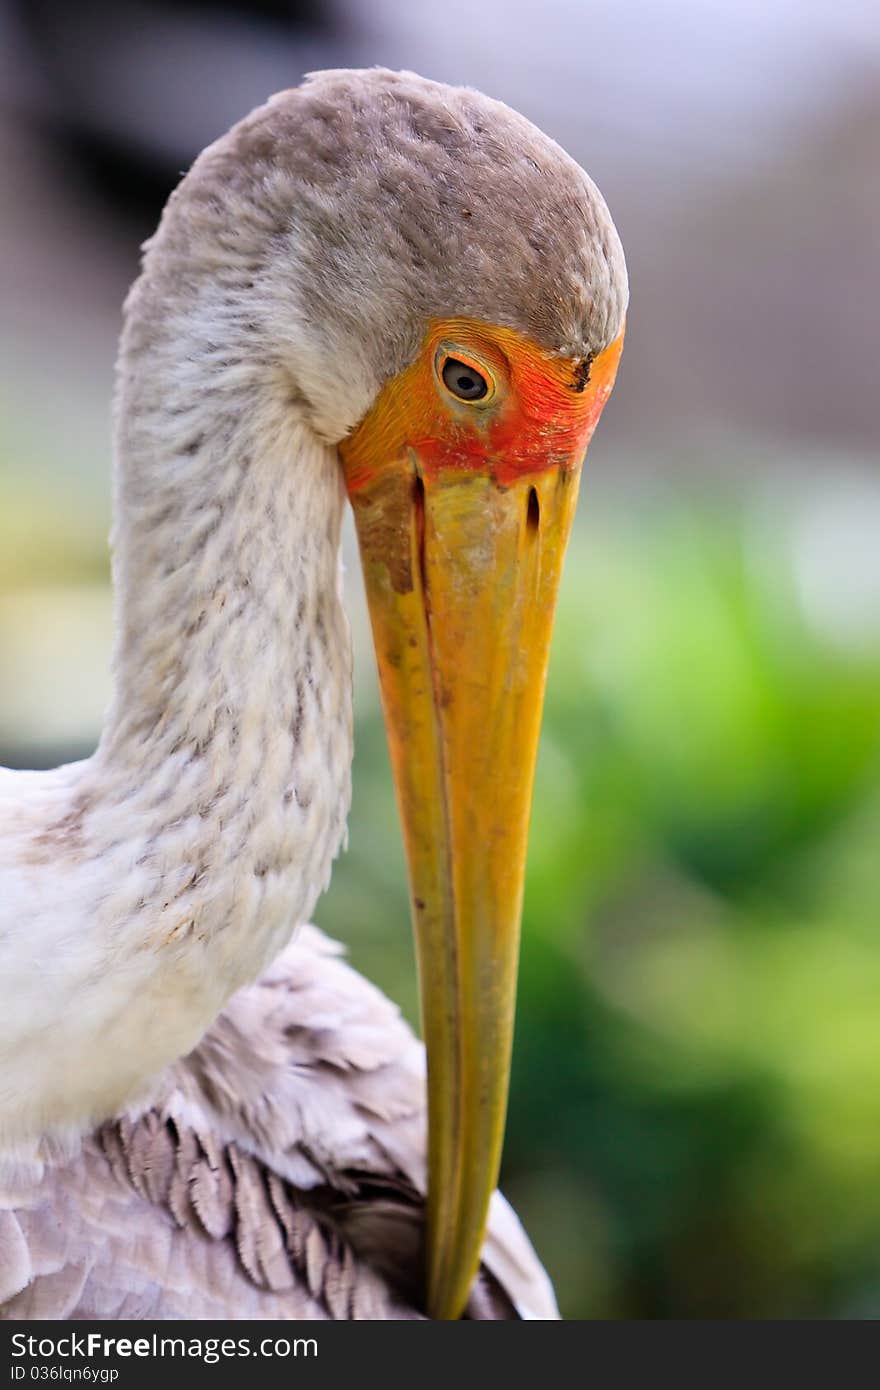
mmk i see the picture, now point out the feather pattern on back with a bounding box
[0,927,558,1321]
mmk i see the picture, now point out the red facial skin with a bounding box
[341,317,624,492]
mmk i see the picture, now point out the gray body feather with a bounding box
[1,928,558,1320]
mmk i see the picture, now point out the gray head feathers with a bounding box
[125,68,628,441]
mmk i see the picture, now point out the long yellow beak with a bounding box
[345,462,577,1317]
[341,324,623,1318]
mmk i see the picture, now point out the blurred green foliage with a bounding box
[318,483,880,1319]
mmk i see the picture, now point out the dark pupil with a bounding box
[443,357,488,400]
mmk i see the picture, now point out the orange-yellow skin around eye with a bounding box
[342,317,624,492]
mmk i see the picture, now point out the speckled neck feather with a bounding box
[0,261,354,1154]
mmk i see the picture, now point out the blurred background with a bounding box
[2,0,879,1318]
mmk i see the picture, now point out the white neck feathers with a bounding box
[0,297,354,1152]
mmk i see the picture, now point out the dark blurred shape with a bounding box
[11,0,346,223]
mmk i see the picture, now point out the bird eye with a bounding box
[441,357,489,402]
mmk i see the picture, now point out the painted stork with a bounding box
[0,69,626,1321]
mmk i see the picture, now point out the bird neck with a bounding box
[93,357,354,964]
[1,337,355,1153]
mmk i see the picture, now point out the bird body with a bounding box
[1,928,557,1319]
[0,69,626,1318]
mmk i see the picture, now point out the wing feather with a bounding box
[1,926,558,1320]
